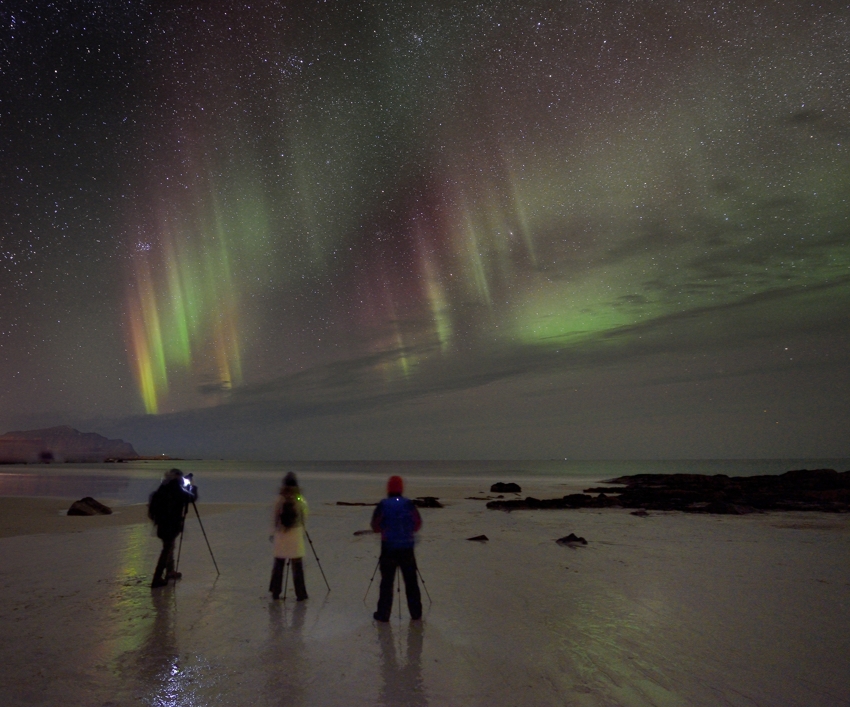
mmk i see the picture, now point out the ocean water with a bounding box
[0,458,848,505]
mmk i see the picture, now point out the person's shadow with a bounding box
[263,601,307,707]
[378,623,427,707]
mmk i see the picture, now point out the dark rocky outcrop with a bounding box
[556,533,587,545]
[413,496,443,508]
[490,482,521,493]
[487,493,621,511]
[0,427,138,464]
[467,535,489,542]
[487,469,850,514]
[606,469,850,513]
[67,497,112,516]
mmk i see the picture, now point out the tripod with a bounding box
[176,501,220,576]
[270,528,329,600]
[305,529,331,592]
[364,554,432,610]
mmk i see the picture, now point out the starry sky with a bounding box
[1,1,849,459]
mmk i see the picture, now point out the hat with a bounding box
[284,472,298,487]
[387,475,404,496]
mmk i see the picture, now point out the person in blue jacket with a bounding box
[371,475,422,621]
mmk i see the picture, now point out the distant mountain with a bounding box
[0,426,138,463]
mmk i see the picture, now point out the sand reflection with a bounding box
[136,591,182,703]
[130,589,219,705]
[264,601,307,707]
[378,623,427,707]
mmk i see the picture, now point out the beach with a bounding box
[1,469,848,706]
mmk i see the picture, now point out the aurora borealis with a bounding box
[1,1,849,458]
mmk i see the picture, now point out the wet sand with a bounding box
[0,497,248,539]
[1,476,848,706]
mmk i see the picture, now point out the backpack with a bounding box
[279,500,298,529]
[148,486,165,523]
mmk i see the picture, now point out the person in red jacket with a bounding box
[370,475,422,622]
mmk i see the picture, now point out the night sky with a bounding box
[2,1,849,459]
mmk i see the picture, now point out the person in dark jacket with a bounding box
[371,475,422,622]
[148,468,197,588]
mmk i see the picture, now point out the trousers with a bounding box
[152,535,177,585]
[376,546,422,620]
[269,557,308,600]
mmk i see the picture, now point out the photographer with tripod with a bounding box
[148,468,198,589]
[370,475,422,622]
[269,472,309,601]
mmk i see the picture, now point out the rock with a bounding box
[630,510,649,517]
[413,496,443,508]
[556,533,587,545]
[490,482,521,493]
[562,493,593,507]
[336,501,377,506]
[353,529,376,536]
[467,535,489,542]
[67,497,112,516]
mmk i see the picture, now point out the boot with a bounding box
[152,559,168,588]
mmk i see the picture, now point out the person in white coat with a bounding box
[269,472,309,601]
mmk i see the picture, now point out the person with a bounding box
[371,475,422,622]
[269,472,309,601]
[148,468,197,589]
